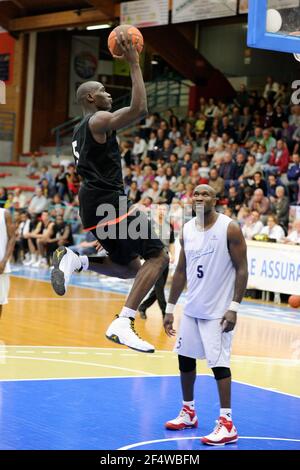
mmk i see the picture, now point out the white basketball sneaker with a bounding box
[51,247,82,296]
[201,417,238,445]
[165,406,198,430]
[105,316,155,353]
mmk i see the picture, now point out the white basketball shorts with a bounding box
[174,313,234,368]
[0,274,10,305]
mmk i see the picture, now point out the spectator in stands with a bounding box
[219,151,236,192]
[277,120,294,152]
[261,128,276,153]
[263,76,279,102]
[242,210,264,240]
[173,137,186,161]
[174,166,191,190]
[26,155,39,177]
[227,186,243,216]
[264,139,289,176]
[66,163,80,202]
[249,188,270,217]
[254,144,270,166]
[4,193,14,211]
[165,166,177,188]
[23,210,53,266]
[55,165,68,199]
[260,214,285,242]
[245,126,263,149]
[235,84,249,109]
[237,206,251,228]
[198,160,210,182]
[155,167,166,188]
[289,105,300,128]
[147,180,161,203]
[159,181,175,205]
[43,213,73,262]
[40,178,56,199]
[266,173,282,199]
[127,181,141,204]
[263,103,274,128]
[208,167,225,198]
[252,171,268,195]
[28,186,48,216]
[161,138,174,160]
[39,165,54,189]
[14,210,31,262]
[132,134,147,163]
[284,219,300,244]
[168,126,181,142]
[207,132,222,157]
[287,153,300,202]
[0,187,7,208]
[120,140,132,168]
[270,186,289,231]
[12,188,27,209]
[132,165,144,190]
[68,231,98,256]
[240,155,262,185]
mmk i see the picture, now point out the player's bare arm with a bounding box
[164,240,187,337]
[90,33,147,137]
[221,222,248,333]
[0,211,15,275]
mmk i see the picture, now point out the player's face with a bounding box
[192,187,216,214]
[93,84,112,111]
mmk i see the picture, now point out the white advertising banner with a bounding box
[69,36,99,117]
[172,0,237,24]
[121,0,169,28]
[247,241,300,295]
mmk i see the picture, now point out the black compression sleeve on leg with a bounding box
[212,367,231,381]
[178,355,196,373]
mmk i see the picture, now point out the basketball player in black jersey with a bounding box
[51,33,169,353]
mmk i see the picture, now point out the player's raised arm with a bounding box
[90,33,147,135]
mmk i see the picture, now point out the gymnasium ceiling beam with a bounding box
[86,0,116,18]
[8,7,118,32]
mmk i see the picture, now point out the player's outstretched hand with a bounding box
[164,313,176,337]
[113,31,139,64]
[220,310,237,333]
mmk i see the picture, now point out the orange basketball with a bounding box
[108,25,144,57]
[288,295,300,308]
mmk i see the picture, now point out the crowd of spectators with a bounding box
[1,76,300,267]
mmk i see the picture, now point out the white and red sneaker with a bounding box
[201,417,238,446]
[165,406,198,430]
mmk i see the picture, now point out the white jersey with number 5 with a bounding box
[183,214,235,320]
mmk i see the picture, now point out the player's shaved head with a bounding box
[194,184,216,198]
[76,81,101,105]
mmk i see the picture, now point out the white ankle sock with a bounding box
[79,255,89,271]
[119,306,136,319]
[183,400,195,410]
[220,408,232,421]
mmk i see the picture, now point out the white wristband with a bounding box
[229,301,240,312]
[166,303,176,314]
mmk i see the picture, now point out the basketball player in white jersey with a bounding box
[0,208,15,318]
[164,184,248,446]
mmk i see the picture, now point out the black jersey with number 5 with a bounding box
[72,114,125,205]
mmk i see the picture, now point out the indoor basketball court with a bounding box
[0,0,299,454]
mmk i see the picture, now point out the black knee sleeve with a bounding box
[178,355,196,373]
[212,367,231,381]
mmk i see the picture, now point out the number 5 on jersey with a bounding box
[72,141,80,166]
[197,265,204,279]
